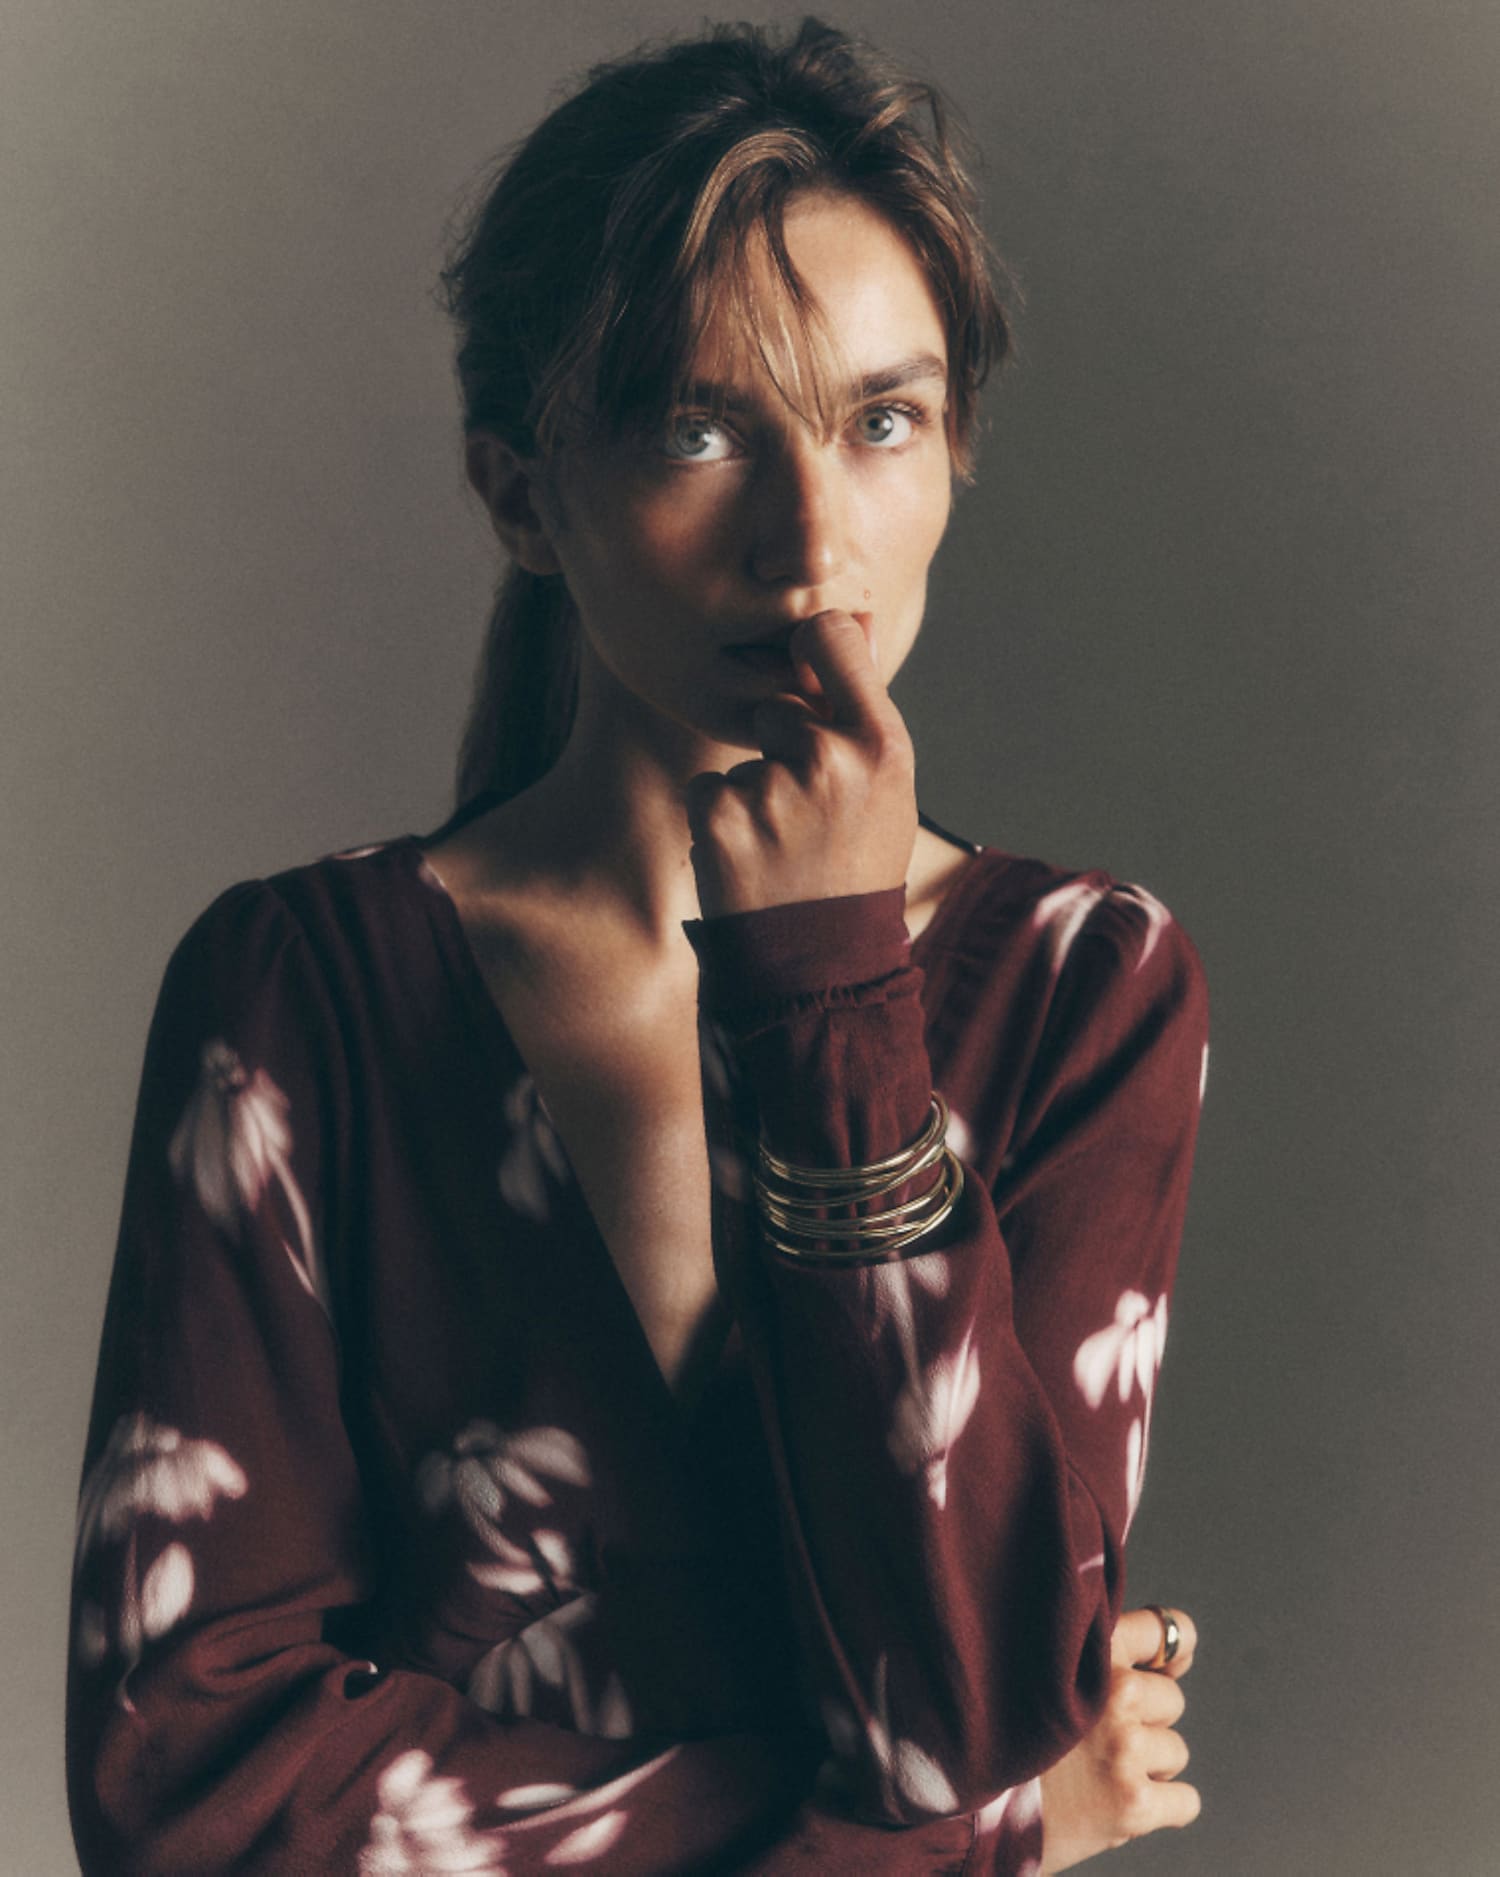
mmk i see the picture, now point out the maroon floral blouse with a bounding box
[67,822,1208,1874]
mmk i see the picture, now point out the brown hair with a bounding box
[440,16,1011,808]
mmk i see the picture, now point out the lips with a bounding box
[722,610,875,676]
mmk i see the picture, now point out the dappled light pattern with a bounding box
[67,841,1205,1873]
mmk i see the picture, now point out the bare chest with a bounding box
[500,984,727,1401]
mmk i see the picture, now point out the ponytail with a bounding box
[455,569,579,809]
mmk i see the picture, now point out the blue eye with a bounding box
[663,415,736,462]
[854,405,919,448]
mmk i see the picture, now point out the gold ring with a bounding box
[1144,1604,1181,1670]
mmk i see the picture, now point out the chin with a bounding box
[682,699,768,758]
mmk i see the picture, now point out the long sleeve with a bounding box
[67,881,807,1876]
[685,874,1208,1865]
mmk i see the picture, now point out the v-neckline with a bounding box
[388,830,993,1431]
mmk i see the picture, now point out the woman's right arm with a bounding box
[67,882,800,1875]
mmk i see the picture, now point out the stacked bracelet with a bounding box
[752,1092,965,1264]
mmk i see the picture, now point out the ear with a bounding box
[465,434,563,577]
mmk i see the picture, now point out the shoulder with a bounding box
[154,833,445,1055]
[922,846,1208,1131]
[165,833,443,972]
[931,844,1204,991]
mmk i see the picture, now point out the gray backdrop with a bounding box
[4,2,1496,1870]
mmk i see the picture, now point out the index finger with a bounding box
[1112,1606,1198,1679]
[788,610,889,733]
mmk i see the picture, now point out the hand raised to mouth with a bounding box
[683,609,917,919]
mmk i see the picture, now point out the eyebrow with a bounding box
[680,351,949,412]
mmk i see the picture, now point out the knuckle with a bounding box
[870,718,913,764]
[1120,1785,1157,1838]
[1105,1760,1137,1812]
[702,794,748,840]
[1101,1709,1131,1755]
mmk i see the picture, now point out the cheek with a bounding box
[602,491,726,601]
[867,468,950,677]
[865,465,951,580]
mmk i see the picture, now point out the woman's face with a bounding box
[536,190,955,756]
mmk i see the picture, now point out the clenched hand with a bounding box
[684,610,919,918]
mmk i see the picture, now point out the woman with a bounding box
[68,19,1207,1874]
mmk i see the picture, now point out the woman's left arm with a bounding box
[683,615,1209,1859]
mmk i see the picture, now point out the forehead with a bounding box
[687,190,950,405]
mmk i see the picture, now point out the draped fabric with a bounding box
[68,831,1207,1874]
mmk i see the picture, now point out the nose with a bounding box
[745,434,849,592]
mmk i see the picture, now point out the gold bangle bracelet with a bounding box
[755,1093,950,1192]
[750,1091,964,1263]
[759,1154,965,1263]
[752,1129,948,1215]
[754,1153,951,1238]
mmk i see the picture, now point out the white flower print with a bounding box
[819,1694,861,1761]
[709,1143,750,1201]
[136,1542,194,1646]
[1072,1291,1169,1537]
[944,1103,972,1163]
[498,1075,571,1221]
[887,1323,981,1509]
[362,1743,682,1872]
[593,1671,634,1739]
[75,1600,109,1668]
[417,1420,590,1592]
[863,1224,955,1367]
[495,1750,679,1846]
[700,1023,752,1203]
[1073,1291,1168,1412]
[862,1651,960,1815]
[471,1527,581,1599]
[1108,881,1171,972]
[469,1596,633,1739]
[973,1774,1043,1842]
[821,1659,958,1816]
[496,1785,579,1811]
[698,1019,737,1101]
[1124,1416,1149,1530]
[1032,880,1108,974]
[73,1413,247,1700]
[545,1811,628,1864]
[168,1039,328,1315]
[474,1595,572,1713]
[75,1413,248,1562]
[360,1750,504,1875]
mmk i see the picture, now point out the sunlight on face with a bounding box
[547,190,955,760]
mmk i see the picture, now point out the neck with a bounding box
[494,646,749,949]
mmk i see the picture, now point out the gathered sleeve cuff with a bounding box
[683,888,933,1177]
